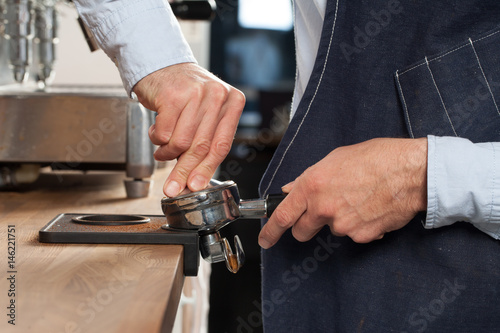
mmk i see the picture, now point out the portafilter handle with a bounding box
[239,193,288,219]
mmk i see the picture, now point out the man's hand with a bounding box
[258,138,428,248]
[133,63,245,197]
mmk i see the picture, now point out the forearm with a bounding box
[72,0,196,95]
[426,135,500,238]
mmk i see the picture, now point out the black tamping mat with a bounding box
[39,213,200,276]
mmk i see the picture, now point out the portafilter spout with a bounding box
[161,179,285,273]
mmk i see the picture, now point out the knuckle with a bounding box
[315,205,332,220]
[263,223,286,243]
[261,228,278,243]
[154,145,173,161]
[153,151,166,161]
[160,148,180,160]
[170,137,191,153]
[192,139,211,158]
[153,131,171,145]
[183,83,203,99]
[169,85,201,108]
[273,209,293,229]
[231,89,246,107]
[291,228,310,243]
[192,84,205,101]
[148,130,155,141]
[330,222,348,237]
[210,83,229,103]
[351,234,372,244]
[213,140,231,159]
[301,169,321,190]
[149,133,158,144]
[350,229,378,244]
[168,87,191,108]
[172,166,190,182]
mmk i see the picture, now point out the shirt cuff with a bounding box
[73,0,197,95]
[425,135,500,238]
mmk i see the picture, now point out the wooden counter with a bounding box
[0,165,187,333]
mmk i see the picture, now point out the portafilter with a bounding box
[161,179,285,273]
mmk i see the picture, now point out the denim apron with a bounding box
[259,1,500,332]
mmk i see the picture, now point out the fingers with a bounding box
[258,191,307,249]
[163,129,215,196]
[162,87,245,197]
[133,63,245,197]
[148,107,181,146]
[161,106,218,196]
[154,97,207,161]
[186,93,244,191]
[291,216,325,243]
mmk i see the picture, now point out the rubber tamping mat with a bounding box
[71,214,151,225]
[39,213,200,276]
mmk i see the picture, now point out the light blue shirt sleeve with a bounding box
[72,0,197,95]
[426,135,500,239]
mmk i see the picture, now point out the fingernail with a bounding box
[190,175,206,192]
[165,181,181,197]
[258,237,272,249]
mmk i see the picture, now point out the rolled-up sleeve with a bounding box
[73,0,196,95]
[426,135,500,239]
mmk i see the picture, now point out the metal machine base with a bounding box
[0,87,156,198]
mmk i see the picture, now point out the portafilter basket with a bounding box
[161,179,285,273]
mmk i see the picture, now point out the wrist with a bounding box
[406,137,428,212]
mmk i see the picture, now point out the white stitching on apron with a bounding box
[425,56,458,137]
[398,30,500,77]
[263,0,340,196]
[469,38,500,116]
[473,29,500,44]
[398,44,469,76]
[395,70,415,139]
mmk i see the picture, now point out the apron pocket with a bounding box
[395,29,500,142]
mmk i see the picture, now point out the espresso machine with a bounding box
[0,0,215,198]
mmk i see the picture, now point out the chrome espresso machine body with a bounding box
[0,0,216,197]
[0,0,155,198]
